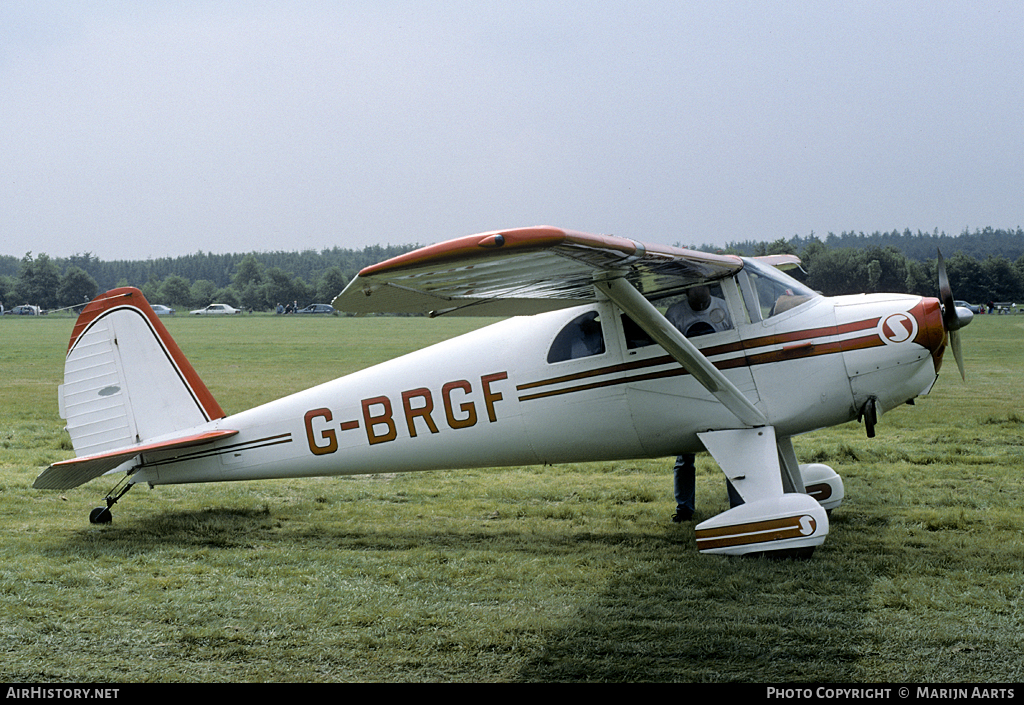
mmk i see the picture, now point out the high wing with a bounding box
[33,429,239,490]
[332,226,745,317]
[333,226,769,428]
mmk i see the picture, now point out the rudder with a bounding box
[59,288,225,459]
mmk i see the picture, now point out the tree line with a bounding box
[2,227,1023,313]
[0,245,416,313]
[709,227,1024,305]
[710,226,1024,264]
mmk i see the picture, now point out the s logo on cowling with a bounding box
[879,312,918,345]
[799,515,817,536]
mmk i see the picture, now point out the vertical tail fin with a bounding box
[59,288,225,459]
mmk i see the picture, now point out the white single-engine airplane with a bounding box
[35,226,973,557]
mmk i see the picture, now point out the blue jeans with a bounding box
[674,453,743,514]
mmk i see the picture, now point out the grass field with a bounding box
[1,311,1022,683]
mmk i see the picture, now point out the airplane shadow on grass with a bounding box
[515,513,883,682]
[64,503,883,682]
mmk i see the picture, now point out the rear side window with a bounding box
[547,311,606,363]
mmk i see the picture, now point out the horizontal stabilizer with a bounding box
[34,429,238,490]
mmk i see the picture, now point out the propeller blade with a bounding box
[936,249,961,332]
[936,248,971,380]
[950,329,966,381]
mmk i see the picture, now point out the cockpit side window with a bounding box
[665,282,733,337]
[622,313,655,349]
[620,281,734,350]
[740,259,818,321]
[547,311,606,363]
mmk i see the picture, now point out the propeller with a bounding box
[936,249,973,380]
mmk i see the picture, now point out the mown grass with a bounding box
[1,312,1022,682]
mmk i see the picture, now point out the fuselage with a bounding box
[131,276,948,487]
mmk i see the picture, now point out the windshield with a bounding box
[739,258,819,320]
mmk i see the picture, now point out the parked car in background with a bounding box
[954,300,983,314]
[190,304,241,315]
[8,305,42,315]
[295,304,338,315]
[151,305,175,316]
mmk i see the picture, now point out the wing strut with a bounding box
[594,276,768,428]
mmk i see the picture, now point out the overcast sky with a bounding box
[2,1,1022,261]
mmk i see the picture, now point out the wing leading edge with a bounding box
[332,226,745,317]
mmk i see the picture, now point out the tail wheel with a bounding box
[89,506,113,524]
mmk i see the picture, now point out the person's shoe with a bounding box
[672,509,693,523]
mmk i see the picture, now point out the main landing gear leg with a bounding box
[89,475,136,524]
[694,426,829,557]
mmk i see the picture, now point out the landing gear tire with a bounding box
[89,506,113,524]
[90,475,136,525]
[861,397,878,438]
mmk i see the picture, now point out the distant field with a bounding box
[1,311,1022,682]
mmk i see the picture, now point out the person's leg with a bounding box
[727,479,744,508]
[673,453,696,521]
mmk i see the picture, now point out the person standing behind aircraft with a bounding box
[667,283,737,523]
[672,453,743,522]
